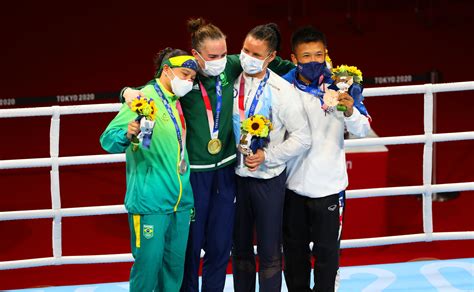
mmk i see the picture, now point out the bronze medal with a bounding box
[323,90,339,107]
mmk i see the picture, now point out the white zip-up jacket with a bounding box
[286,84,371,198]
[232,69,311,179]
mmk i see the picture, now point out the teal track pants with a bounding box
[128,211,191,292]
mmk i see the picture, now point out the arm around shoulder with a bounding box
[280,89,312,149]
[264,86,311,167]
[119,81,152,104]
[268,56,295,76]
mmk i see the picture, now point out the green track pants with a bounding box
[128,210,191,292]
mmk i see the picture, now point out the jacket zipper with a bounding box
[174,141,183,212]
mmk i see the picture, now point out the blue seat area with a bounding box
[10,258,474,292]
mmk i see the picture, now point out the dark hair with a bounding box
[154,47,189,77]
[291,26,327,52]
[247,23,281,52]
[187,17,226,51]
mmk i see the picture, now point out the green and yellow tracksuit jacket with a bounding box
[101,81,193,214]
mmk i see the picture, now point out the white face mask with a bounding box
[196,51,227,76]
[166,69,194,97]
[239,50,270,75]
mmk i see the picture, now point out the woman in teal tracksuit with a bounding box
[100,49,198,292]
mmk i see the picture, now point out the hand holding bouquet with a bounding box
[330,65,363,112]
[129,96,157,151]
[238,114,273,168]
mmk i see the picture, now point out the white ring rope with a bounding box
[0,131,473,170]
[362,81,474,96]
[0,82,473,271]
[0,183,472,222]
[0,82,472,119]
[0,154,125,170]
[1,231,473,271]
[0,103,122,118]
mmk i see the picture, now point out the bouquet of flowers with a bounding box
[330,65,363,111]
[331,65,363,85]
[130,96,157,151]
[238,114,273,167]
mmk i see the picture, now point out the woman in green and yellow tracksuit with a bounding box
[100,49,198,292]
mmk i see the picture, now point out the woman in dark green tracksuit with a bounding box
[101,49,198,292]
[121,18,294,292]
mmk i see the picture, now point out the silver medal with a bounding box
[179,160,188,175]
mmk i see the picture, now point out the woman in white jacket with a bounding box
[231,23,311,292]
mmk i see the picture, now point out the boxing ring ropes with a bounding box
[0,82,473,272]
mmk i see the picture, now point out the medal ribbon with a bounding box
[176,100,187,147]
[199,76,222,140]
[294,74,326,107]
[238,70,270,122]
[154,83,185,162]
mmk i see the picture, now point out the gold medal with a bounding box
[207,138,222,155]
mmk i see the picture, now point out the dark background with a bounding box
[0,0,473,96]
[0,0,473,289]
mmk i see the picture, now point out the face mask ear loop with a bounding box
[195,51,207,65]
[262,52,273,69]
[163,67,175,82]
[264,51,273,62]
[170,68,178,79]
